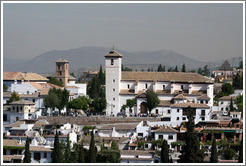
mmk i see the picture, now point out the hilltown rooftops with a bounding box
[3,92,39,98]
[98,123,138,131]
[121,71,213,83]
[173,94,187,100]
[158,100,171,107]
[121,150,155,156]
[153,127,178,133]
[171,103,210,108]
[218,96,237,101]
[197,94,210,100]
[56,58,69,63]
[9,100,35,105]
[104,49,123,58]
[30,146,52,152]
[3,72,48,81]
[5,121,25,128]
[3,155,24,162]
[3,139,25,147]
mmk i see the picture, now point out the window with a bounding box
[111,59,114,65]
[32,99,35,103]
[3,114,7,121]
[29,109,31,113]
[201,110,205,116]
[113,88,115,92]
[156,109,158,114]
[27,91,29,94]
[206,101,208,104]
[226,108,228,111]
[168,110,171,114]
[145,144,148,148]
[127,84,130,89]
[221,102,224,104]
[201,100,204,104]
[113,98,115,101]
[60,79,62,82]
[145,84,148,89]
[16,117,19,121]
[177,109,179,113]
[181,85,184,90]
[138,133,143,137]
[177,117,179,120]
[16,107,19,113]
[13,107,15,111]
[163,85,165,90]
[161,117,171,121]
[221,108,224,111]
[182,117,186,120]
[201,117,205,121]
[43,153,47,158]
[168,135,173,140]
[159,135,163,139]
[34,152,41,160]
[113,79,115,82]
[20,107,22,111]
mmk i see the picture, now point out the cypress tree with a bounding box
[229,97,234,113]
[160,139,169,163]
[71,143,79,163]
[64,135,71,163]
[163,65,165,72]
[23,138,31,163]
[238,137,243,163]
[210,139,218,163]
[79,142,85,163]
[88,131,96,163]
[157,64,163,72]
[52,130,62,163]
[178,106,204,163]
[182,63,186,72]
[175,65,179,72]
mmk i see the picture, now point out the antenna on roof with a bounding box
[112,43,115,50]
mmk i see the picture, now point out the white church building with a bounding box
[105,49,214,125]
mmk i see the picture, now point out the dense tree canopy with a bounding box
[68,96,90,110]
[47,77,64,87]
[221,83,235,96]
[146,90,160,114]
[91,98,107,113]
[7,91,20,104]
[126,99,136,112]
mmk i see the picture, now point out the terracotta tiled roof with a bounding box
[68,75,76,80]
[197,94,210,100]
[3,155,24,161]
[3,92,39,98]
[156,90,171,95]
[230,112,241,115]
[28,82,43,90]
[135,93,147,98]
[33,120,49,128]
[171,103,210,108]
[191,90,207,95]
[6,121,25,128]
[154,127,178,133]
[10,100,35,105]
[104,50,123,58]
[173,94,187,100]
[120,150,155,156]
[3,72,48,81]
[3,139,25,147]
[98,123,138,131]
[56,58,69,63]
[121,72,213,83]
[219,96,237,101]
[119,89,135,95]
[30,146,52,152]
[158,100,171,106]
[3,92,12,98]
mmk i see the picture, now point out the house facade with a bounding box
[105,49,214,124]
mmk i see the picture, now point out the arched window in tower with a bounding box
[66,65,68,69]
[58,65,60,70]
[111,59,114,65]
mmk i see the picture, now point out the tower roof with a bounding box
[104,49,123,58]
[56,58,69,63]
[219,60,232,71]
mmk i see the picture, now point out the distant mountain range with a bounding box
[3,46,242,77]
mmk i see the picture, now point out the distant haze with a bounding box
[3,3,243,62]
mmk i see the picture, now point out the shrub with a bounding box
[223,148,236,160]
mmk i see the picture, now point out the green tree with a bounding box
[64,135,71,163]
[60,139,65,163]
[236,95,243,112]
[91,98,107,113]
[98,65,105,85]
[182,63,186,72]
[146,90,160,114]
[223,148,236,160]
[233,73,242,89]
[203,65,210,76]
[3,84,8,92]
[178,106,204,163]
[238,137,243,163]
[157,64,163,72]
[229,97,234,113]
[239,60,243,69]
[88,131,97,163]
[71,143,79,163]
[68,96,90,110]
[44,89,59,110]
[87,76,101,99]
[221,83,235,96]
[175,65,179,72]
[161,139,169,163]
[52,130,62,163]
[23,138,31,163]
[78,142,85,163]
[126,99,136,114]
[110,141,119,151]
[197,67,202,75]
[7,91,20,104]
[163,65,166,72]
[210,139,218,163]
[47,77,64,87]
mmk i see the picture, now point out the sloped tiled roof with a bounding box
[33,120,49,129]
[219,96,237,101]
[121,72,213,83]
[3,155,24,161]
[3,139,25,147]
[154,127,178,133]
[3,72,48,81]
[30,146,52,152]
[56,58,69,63]
[171,103,210,108]
[104,49,123,58]
[6,121,25,128]
[120,150,155,156]
[173,94,187,100]
[98,123,138,131]
[197,94,210,100]
[10,100,35,105]
[158,100,171,106]
[119,89,135,95]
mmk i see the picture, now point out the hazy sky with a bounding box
[3,2,244,62]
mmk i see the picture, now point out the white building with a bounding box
[218,96,238,115]
[65,83,87,99]
[104,49,213,124]
[153,127,178,149]
[30,146,52,163]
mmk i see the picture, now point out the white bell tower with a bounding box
[105,49,122,116]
